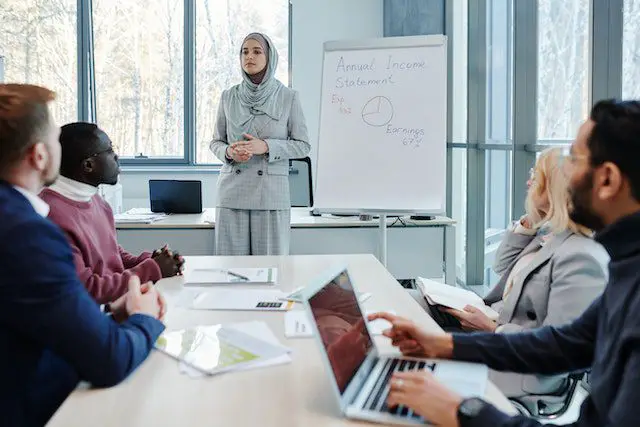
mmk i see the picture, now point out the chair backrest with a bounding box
[289,157,313,207]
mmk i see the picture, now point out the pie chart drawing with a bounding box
[361,96,394,127]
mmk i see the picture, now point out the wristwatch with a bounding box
[457,397,487,425]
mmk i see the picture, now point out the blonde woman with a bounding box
[417,148,609,397]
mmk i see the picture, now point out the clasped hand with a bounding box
[226,133,268,162]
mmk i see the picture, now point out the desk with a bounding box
[116,208,457,285]
[48,254,514,427]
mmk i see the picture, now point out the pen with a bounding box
[226,270,250,281]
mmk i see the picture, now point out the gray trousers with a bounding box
[215,208,291,256]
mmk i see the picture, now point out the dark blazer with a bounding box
[0,182,165,427]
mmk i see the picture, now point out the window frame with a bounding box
[77,0,292,167]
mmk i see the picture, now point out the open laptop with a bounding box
[149,180,202,214]
[303,266,489,425]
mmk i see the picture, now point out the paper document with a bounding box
[284,310,394,338]
[177,321,292,378]
[156,322,290,375]
[185,267,278,286]
[188,289,293,311]
[416,277,499,320]
[115,210,167,224]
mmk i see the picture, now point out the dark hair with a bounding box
[0,84,55,173]
[59,122,101,176]
[588,99,640,202]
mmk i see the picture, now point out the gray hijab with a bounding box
[227,33,284,137]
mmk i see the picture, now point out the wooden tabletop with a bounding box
[47,254,514,427]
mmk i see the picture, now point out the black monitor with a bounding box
[149,180,202,214]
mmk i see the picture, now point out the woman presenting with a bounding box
[210,33,310,255]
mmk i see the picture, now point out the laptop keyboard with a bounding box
[362,359,436,420]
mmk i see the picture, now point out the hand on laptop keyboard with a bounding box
[387,370,463,427]
[367,312,454,358]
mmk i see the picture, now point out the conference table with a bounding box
[48,254,515,427]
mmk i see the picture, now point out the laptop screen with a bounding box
[308,269,374,394]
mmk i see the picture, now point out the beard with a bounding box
[569,170,606,232]
[41,145,60,187]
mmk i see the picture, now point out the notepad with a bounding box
[188,289,293,311]
[156,322,290,375]
[185,268,278,286]
[416,277,499,320]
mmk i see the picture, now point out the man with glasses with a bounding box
[369,99,640,426]
[40,122,183,304]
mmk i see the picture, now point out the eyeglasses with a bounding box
[561,146,589,164]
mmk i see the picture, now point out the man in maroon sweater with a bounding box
[40,122,183,304]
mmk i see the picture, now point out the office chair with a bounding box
[510,371,588,420]
[289,157,313,207]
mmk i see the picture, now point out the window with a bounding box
[486,0,513,145]
[195,0,290,164]
[484,0,513,287]
[92,0,185,159]
[623,0,640,99]
[0,0,77,124]
[537,0,590,141]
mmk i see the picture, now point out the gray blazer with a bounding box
[210,87,311,210]
[484,228,609,396]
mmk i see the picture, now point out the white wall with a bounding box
[118,0,384,210]
[290,0,384,163]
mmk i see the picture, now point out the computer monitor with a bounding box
[149,180,203,214]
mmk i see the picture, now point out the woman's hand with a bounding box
[387,371,462,427]
[226,144,252,162]
[443,305,497,332]
[232,133,269,155]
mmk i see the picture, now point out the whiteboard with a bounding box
[314,35,447,214]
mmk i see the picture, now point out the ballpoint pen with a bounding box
[225,270,250,281]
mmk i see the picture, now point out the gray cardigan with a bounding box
[483,227,609,397]
[210,86,311,210]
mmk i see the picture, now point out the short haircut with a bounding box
[0,84,55,173]
[589,99,640,202]
[58,122,101,175]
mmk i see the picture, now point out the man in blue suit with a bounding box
[0,84,166,426]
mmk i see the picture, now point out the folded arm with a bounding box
[265,91,311,162]
[0,220,165,387]
[498,248,607,334]
[209,92,233,164]
[72,243,160,304]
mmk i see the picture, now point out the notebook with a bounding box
[185,268,278,286]
[416,277,499,320]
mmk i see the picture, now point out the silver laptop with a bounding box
[303,265,489,425]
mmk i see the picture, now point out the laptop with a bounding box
[149,180,203,214]
[303,266,489,425]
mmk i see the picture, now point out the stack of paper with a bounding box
[156,321,292,376]
[185,267,278,286]
[115,210,168,224]
[416,277,499,320]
